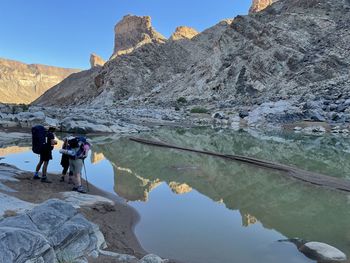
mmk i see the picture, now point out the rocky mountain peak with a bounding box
[90,53,105,68]
[249,0,278,13]
[111,14,166,58]
[169,26,199,41]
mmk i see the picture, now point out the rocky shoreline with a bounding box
[1,101,350,136]
[0,162,173,263]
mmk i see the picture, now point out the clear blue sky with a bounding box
[0,0,251,69]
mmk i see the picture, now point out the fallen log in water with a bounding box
[129,137,350,193]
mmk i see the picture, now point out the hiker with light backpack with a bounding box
[59,136,91,193]
[32,126,58,183]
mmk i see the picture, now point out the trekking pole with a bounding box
[83,160,90,192]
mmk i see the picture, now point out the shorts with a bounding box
[69,159,83,175]
[40,149,52,162]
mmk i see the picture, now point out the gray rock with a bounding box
[212,112,225,119]
[99,250,139,263]
[300,242,347,262]
[139,254,165,263]
[0,199,106,263]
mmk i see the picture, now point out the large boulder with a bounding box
[0,199,106,263]
[299,242,347,262]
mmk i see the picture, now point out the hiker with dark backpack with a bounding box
[32,126,57,183]
[60,137,74,183]
[59,136,90,193]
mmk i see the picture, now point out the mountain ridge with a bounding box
[0,57,79,104]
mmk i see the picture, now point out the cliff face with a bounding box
[0,58,79,104]
[35,0,350,111]
[111,15,166,59]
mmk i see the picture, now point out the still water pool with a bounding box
[1,128,350,263]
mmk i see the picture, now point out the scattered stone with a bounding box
[99,250,138,263]
[303,126,326,133]
[212,112,225,119]
[139,254,165,263]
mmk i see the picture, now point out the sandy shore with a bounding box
[2,169,148,262]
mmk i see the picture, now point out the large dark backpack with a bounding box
[32,125,47,154]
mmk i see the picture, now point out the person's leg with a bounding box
[35,160,43,172]
[42,161,48,176]
[76,172,82,187]
[68,170,73,184]
[74,160,86,193]
[61,165,68,182]
[34,159,43,179]
[41,150,52,183]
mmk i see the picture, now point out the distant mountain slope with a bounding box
[35,0,350,109]
[0,58,79,104]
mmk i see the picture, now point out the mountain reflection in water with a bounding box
[93,128,350,257]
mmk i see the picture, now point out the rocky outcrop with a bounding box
[0,199,106,263]
[169,26,199,41]
[90,53,105,68]
[111,15,166,58]
[0,58,79,104]
[249,0,278,13]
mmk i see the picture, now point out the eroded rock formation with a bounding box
[90,53,105,68]
[169,26,199,41]
[0,58,79,104]
[249,0,278,13]
[111,15,166,58]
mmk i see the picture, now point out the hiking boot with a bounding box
[72,186,78,191]
[60,176,65,182]
[40,177,52,183]
[33,172,40,180]
[76,185,87,194]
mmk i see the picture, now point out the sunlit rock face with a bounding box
[90,53,105,68]
[0,58,79,104]
[111,15,166,58]
[249,0,278,13]
[169,26,199,41]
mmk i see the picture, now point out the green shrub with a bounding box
[20,104,29,112]
[177,97,187,104]
[190,107,209,114]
